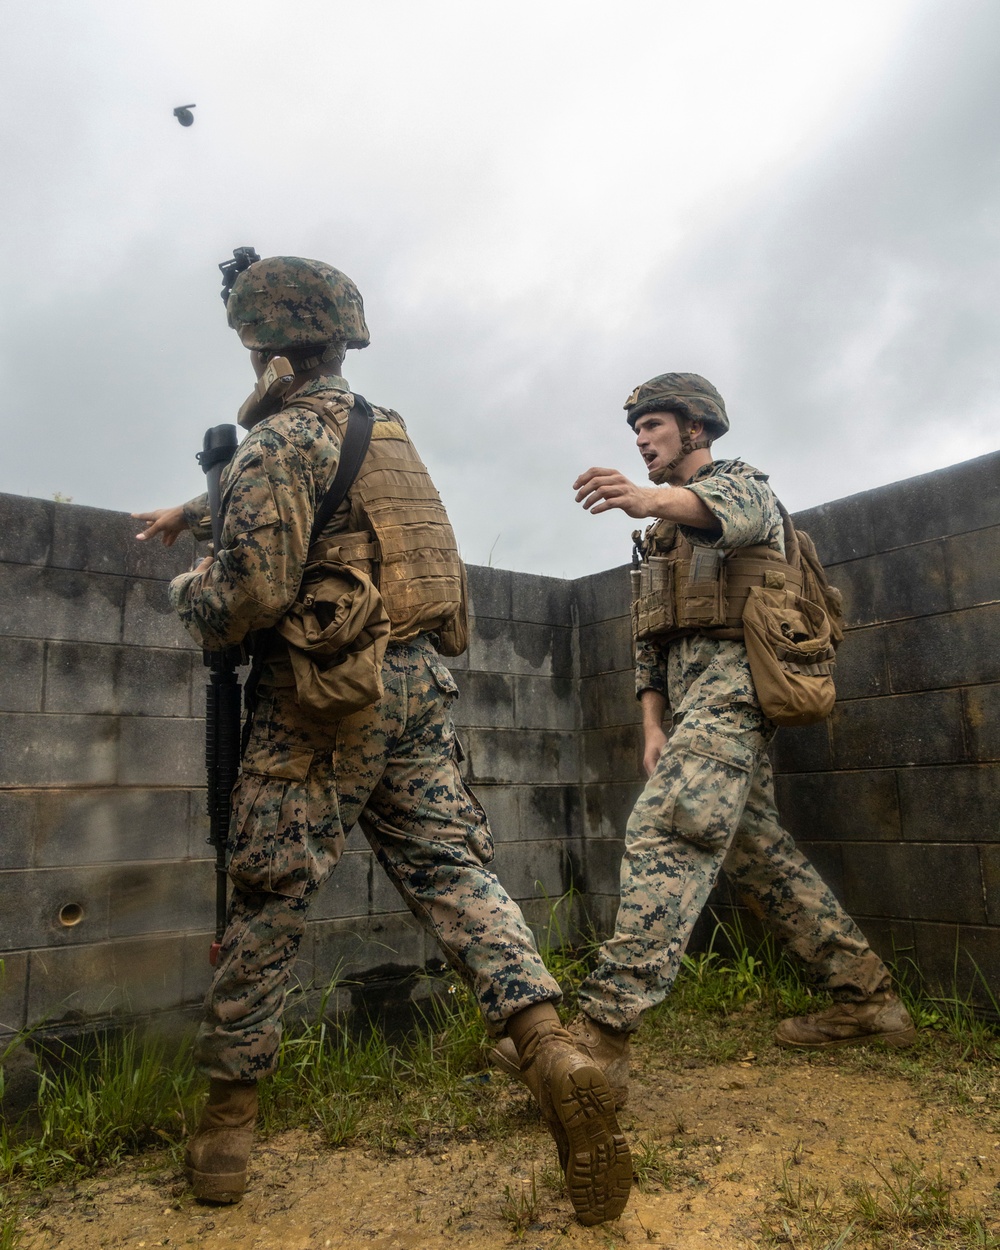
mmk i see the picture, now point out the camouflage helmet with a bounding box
[226,256,370,352]
[624,372,729,438]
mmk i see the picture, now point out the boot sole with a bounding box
[186,1164,246,1204]
[775,1025,918,1051]
[552,1059,632,1226]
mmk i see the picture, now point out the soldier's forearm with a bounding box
[639,688,667,730]
[646,486,720,532]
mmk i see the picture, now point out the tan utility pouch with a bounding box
[631,555,677,640]
[742,584,836,726]
[275,559,391,717]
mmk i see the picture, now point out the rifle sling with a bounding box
[309,393,376,546]
[241,392,376,753]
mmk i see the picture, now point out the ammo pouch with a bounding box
[274,557,391,717]
[742,586,836,726]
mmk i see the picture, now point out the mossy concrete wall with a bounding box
[1,449,998,1041]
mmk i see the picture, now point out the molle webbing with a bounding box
[295,395,466,648]
[631,530,803,644]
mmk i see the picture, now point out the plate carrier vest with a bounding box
[294,394,468,656]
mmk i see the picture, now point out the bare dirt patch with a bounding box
[15,1040,1000,1250]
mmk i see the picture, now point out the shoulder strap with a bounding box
[309,393,375,545]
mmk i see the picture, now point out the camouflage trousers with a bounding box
[196,637,561,1082]
[579,641,889,1033]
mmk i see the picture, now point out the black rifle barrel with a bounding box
[198,423,242,965]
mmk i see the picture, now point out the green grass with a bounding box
[3,916,1000,1248]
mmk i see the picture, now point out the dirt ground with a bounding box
[14,1039,1000,1250]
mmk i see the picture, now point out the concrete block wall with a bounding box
[2,447,999,1039]
[769,451,1000,1006]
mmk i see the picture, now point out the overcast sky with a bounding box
[2,1,997,577]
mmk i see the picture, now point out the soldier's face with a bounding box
[634,411,684,480]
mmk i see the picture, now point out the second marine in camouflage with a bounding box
[515,372,915,1103]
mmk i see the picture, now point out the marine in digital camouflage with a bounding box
[578,458,890,1033]
[170,374,561,1083]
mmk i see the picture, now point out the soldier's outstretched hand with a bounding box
[574,467,655,518]
[133,505,188,546]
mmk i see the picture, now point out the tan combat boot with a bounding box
[185,1078,258,1203]
[506,1006,632,1226]
[489,1013,631,1110]
[775,991,917,1050]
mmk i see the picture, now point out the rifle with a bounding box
[196,425,243,966]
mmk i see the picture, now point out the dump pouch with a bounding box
[274,559,391,717]
[742,586,836,726]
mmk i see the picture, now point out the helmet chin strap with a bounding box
[650,434,712,485]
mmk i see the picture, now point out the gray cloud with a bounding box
[1,1,995,577]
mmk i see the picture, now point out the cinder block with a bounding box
[770,722,834,775]
[309,848,373,922]
[0,793,33,869]
[490,837,579,901]
[574,565,631,627]
[774,770,901,842]
[122,577,197,650]
[124,529,201,582]
[871,451,1000,551]
[518,784,583,843]
[116,646,195,717]
[464,727,579,786]
[0,637,44,712]
[0,951,28,1035]
[963,684,1000,761]
[579,670,639,731]
[187,789,211,859]
[51,504,134,577]
[107,861,214,938]
[0,565,124,645]
[911,920,1000,1007]
[514,675,578,731]
[474,784,521,842]
[876,542,950,621]
[44,641,117,714]
[26,934,188,1025]
[830,690,965,769]
[832,558,880,628]
[840,843,985,925]
[307,913,427,987]
[0,496,53,567]
[977,847,1000,927]
[884,605,1000,693]
[0,865,111,950]
[945,526,1000,611]
[469,616,573,678]
[850,916,917,972]
[582,782,643,840]
[582,725,643,784]
[179,928,217,1009]
[0,712,118,786]
[583,837,626,897]
[33,788,190,866]
[466,564,512,620]
[510,572,575,627]
[117,716,204,786]
[451,670,515,728]
[792,494,876,565]
[896,764,1000,844]
[833,627,888,701]
[578,616,632,680]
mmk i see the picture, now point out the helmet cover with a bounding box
[226,256,370,352]
[624,372,729,437]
